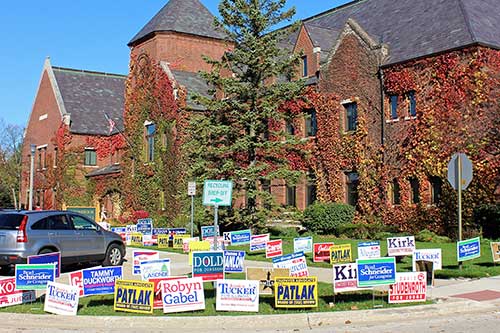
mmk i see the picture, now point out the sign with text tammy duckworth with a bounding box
[162,277,205,314]
[389,272,427,304]
[275,276,318,308]
[216,279,260,312]
[114,280,154,314]
[356,257,396,287]
[82,266,123,296]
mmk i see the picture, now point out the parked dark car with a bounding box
[0,210,125,274]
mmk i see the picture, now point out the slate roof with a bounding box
[296,0,500,66]
[171,70,210,110]
[52,67,126,136]
[85,164,121,178]
[129,0,226,46]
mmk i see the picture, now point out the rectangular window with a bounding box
[345,172,359,207]
[409,177,420,204]
[286,184,296,208]
[302,56,308,77]
[344,102,358,132]
[306,173,317,207]
[37,149,42,169]
[408,91,416,117]
[146,123,156,162]
[304,109,317,137]
[391,178,401,205]
[53,147,58,168]
[285,120,295,136]
[84,149,97,166]
[430,176,442,205]
[390,95,398,119]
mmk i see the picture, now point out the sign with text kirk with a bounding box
[114,280,154,314]
[333,263,371,294]
[202,180,233,206]
[357,257,396,287]
[387,236,416,256]
[389,272,427,304]
[329,244,352,264]
[275,276,318,308]
[457,237,481,262]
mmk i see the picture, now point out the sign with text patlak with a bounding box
[275,276,318,308]
[329,244,352,264]
[457,237,481,262]
[114,280,154,314]
[387,236,415,256]
[356,257,396,287]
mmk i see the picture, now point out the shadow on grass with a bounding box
[87,298,115,307]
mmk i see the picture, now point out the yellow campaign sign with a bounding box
[330,244,352,264]
[114,280,154,314]
[275,276,318,308]
[173,235,189,249]
[158,235,170,249]
[188,241,211,265]
[130,233,143,247]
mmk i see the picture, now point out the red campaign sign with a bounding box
[69,271,84,297]
[266,240,283,259]
[389,272,427,304]
[314,243,334,262]
[149,276,188,309]
[0,277,35,308]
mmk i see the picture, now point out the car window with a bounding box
[0,214,26,230]
[31,218,50,230]
[48,215,72,230]
[71,215,98,231]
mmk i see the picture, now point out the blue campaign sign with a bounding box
[28,252,61,278]
[357,258,396,287]
[272,252,305,265]
[192,251,224,281]
[223,250,245,273]
[15,264,56,290]
[152,228,170,236]
[111,227,127,234]
[230,230,251,245]
[457,237,481,261]
[82,266,123,296]
[137,218,153,235]
[201,226,218,239]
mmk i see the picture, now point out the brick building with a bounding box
[21,0,500,229]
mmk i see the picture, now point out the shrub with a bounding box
[267,225,300,238]
[303,202,355,235]
[474,204,500,240]
[415,229,451,243]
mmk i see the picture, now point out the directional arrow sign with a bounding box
[202,180,233,207]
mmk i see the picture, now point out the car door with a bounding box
[47,214,79,261]
[68,214,105,261]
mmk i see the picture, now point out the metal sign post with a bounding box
[188,182,196,238]
[213,205,219,251]
[202,180,233,251]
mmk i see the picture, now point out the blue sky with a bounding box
[0,0,350,128]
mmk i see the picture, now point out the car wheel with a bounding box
[103,244,123,266]
[39,248,56,255]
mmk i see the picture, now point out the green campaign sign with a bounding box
[202,180,233,207]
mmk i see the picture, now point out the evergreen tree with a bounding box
[186,0,305,228]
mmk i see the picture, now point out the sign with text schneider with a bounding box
[203,180,233,206]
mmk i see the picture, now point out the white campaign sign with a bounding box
[140,258,171,280]
[387,236,416,256]
[162,277,205,313]
[216,279,259,312]
[333,263,371,293]
[44,281,80,316]
[412,249,442,271]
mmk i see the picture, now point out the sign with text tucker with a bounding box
[133,250,159,275]
[140,258,171,281]
[275,276,318,308]
[387,236,416,256]
[157,234,170,248]
[44,281,80,316]
[162,277,205,314]
[15,264,55,290]
[130,233,143,247]
[330,244,352,264]
[491,242,500,263]
[273,252,309,277]
[224,250,245,273]
[357,257,396,287]
[0,277,35,308]
[357,241,381,259]
[389,272,427,304]
[192,251,224,281]
[457,237,481,261]
[114,280,154,314]
[266,239,283,259]
[333,263,371,293]
[28,252,61,278]
[294,236,313,254]
[412,249,442,271]
[149,276,187,309]
[230,229,251,245]
[202,180,233,206]
[216,279,259,312]
[246,267,290,295]
[82,266,122,296]
[313,242,334,263]
[250,233,270,252]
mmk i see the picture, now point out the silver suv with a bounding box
[0,210,125,274]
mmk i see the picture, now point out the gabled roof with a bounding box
[171,69,210,111]
[129,0,226,46]
[296,0,500,65]
[52,67,126,136]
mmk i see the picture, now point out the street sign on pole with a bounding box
[188,182,196,237]
[202,180,233,207]
[447,153,473,191]
[188,182,196,196]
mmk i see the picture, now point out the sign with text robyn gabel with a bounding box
[216,279,259,312]
[114,280,154,314]
[356,257,396,287]
[162,277,205,313]
[275,276,318,308]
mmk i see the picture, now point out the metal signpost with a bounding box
[202,180,233,250]
[447,153,473,269]
[188,182,196,237]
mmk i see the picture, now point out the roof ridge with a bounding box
[457,0,477,43]
[303,0,363,24]
[52,66,127,78]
